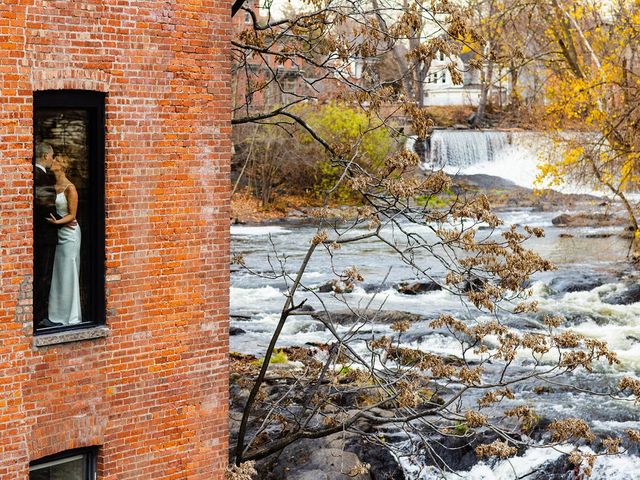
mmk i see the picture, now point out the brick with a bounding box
[0,1,231,479]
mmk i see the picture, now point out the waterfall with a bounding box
[417,129,541,189]
[426,130,511,168]
[414,129,605,195]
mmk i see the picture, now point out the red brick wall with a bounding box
[0,1,230,478]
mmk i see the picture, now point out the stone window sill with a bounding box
[33,326,110,347]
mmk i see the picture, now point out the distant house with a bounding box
[424,52,509,107]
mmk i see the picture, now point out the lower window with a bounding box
[29,448,97,480]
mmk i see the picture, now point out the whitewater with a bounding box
[231,131,640,479]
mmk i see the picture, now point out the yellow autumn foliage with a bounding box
[536,0,640,237]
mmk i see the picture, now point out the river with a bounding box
[230,131,640,479]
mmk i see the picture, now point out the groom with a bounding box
[34,142,61,328]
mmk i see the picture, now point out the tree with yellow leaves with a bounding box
[536,0,640,260]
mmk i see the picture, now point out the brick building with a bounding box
[0,2,230,479]
[232,0,306,113]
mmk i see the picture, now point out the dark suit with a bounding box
[34,165,58,322]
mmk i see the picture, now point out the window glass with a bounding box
[30,450,95,480]
[33,91,105,333]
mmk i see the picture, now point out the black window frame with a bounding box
[29,446,98,480]
[33,90,106,335]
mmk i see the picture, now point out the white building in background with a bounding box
[423,52,509,107]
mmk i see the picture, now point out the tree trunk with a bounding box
[473,57,493,127]
[372,0,416,103]
[509,65,520,109]
[416,68,425,108]
[632,235,640,264]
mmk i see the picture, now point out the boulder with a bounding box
[317,280,354,294]
[422,431,524,472]
[549,270,613,293]
[462,277,486,293]
[269,444,370,480]
[229,327,246,336]
[396,281,442,295]
[602,282,640,305]
[585,232,613,238]
[288,469,331,480]
[529,455,573,480]
[312,309,422,326]
[346,439,406,480]
[551,212,624,227]
[362,282,394,294]
[551,213,572,226]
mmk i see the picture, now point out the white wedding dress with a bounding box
[48,186,82,325]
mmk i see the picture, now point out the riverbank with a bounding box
[231,189,362,224]
[231,175,634,236]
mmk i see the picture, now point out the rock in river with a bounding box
[602,282,640,305]
[316,279,354,294]
[549,270,614,293]
[395,281,442,295]
[229,327,246,336]
[312,309,422,326]
[266,440,370,480]
[551,212,625,227]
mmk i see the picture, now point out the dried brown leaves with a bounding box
[548,418,595,443]
[475,440,517,459]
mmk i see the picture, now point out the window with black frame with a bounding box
[33,91,105,334]
[29,448,97,480]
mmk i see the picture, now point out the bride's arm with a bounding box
[47,185,78,226]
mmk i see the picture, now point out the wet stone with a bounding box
[311,309,422,326]
[549,270,614,293]
[552,212,624,227]
[602,282,640,305]
[395,281,442,295]
[230,327,246,336]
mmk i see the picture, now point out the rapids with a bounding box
[230,131,639,479]
[231,216,639,479]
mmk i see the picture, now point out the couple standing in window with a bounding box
[34,142,82,328]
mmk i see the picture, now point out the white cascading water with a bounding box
[418,129,605,195]
[427,130,511,169]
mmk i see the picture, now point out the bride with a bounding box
[46,155,82,325]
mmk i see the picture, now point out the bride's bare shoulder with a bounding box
[62,183,77,195]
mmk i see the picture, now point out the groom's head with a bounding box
[36,142,54,168]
